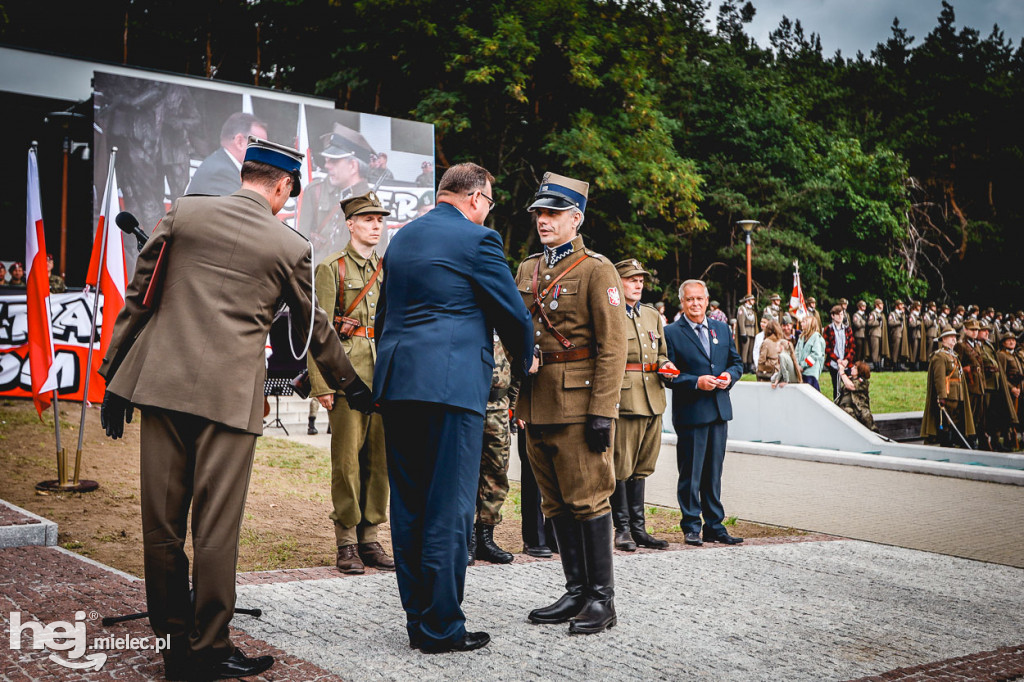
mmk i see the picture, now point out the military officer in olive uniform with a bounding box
[852,300,868,362]
[735,294,757,373]
[297,123,374,256]
[908,301,924,370]
[99,139,371,680]
[921,327,974,447]
[952,306,966,339]
[610,259,676,552]
[867,299,888,369]
[763,293,782,321]
[977,322,1017,451]
[923,302,940,358]
[955,319,985,448]
[515,172,626,635]
[997,332,1024,449]
[308,192,394,574]
[888,300,910,371]
[468,335,519,565]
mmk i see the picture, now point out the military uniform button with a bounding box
[536,331,541,336]
[585,380,590,385]
[545,275,551,280]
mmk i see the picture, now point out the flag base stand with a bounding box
[35,480,100,493]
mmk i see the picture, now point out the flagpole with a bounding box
[76,147,117,478]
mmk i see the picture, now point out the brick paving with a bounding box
[848,644,1024,681]
[0,503,36,526]
[0,545,340,681]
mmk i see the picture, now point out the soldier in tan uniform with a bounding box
[297,123,374,255]
[977,322,1017,451]
[763,293,782,321]
[610,259,676,552]
[888,300,910,371]
[923,301,939,361]
[997,333,1024,449]
[99,139,370,680]
[852,300,868,362]
[515,173,626,635]
[867,299,888,369]
[921,327,974,447]
[955,319,985,448]
[735,294,757,373]
[908,301,924,370]
[308,192,394,574]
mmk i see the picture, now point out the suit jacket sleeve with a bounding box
[473,230,534,378]
[585,260,627,418]
[283,244,359,393]
[98,212,172,383]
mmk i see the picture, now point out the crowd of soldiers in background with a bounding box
[695,293,1024,453]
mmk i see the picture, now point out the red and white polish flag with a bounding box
[25,147,59,415]
[85,167,127,378]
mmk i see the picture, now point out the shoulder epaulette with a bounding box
[522,252,542,261]
[584,248,608,262]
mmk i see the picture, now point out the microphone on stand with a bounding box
[115,211,148,250]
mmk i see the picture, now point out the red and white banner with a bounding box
[25,148,59,415]
[788,261,807,321]
[85,168,127,381]
[0,291,110,404]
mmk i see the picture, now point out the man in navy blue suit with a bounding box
[664,279,745,546]
[372,163,535,654]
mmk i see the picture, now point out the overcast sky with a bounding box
[710,0,1024,58]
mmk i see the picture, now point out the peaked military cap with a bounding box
[1000,331,1017,344]
[529,172,589,213]
[769,293,781,301]
[341,191,390,219]
[741,294,755,303]
[615,258,650,279]
[320,123,375,163]
[244,136,304,197]
[964,319,980,330]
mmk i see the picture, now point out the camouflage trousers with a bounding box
[477,407,511,525]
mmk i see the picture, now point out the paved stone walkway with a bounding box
[232,539,1024,682]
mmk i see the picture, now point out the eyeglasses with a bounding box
[470,190,496,210]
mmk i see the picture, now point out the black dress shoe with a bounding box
[194,649,274,680]
[684,531,703,546]
[524,545,552,558]
[704,532,744,545]
[419,631,490,654]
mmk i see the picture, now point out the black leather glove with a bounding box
[100,391,134,440]
[584,415,613,453]
[344,376,375,415]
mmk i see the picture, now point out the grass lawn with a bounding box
[741,370,927,414]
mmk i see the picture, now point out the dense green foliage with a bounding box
[4,0,1022,309]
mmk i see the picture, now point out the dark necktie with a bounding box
[698,324,710,356]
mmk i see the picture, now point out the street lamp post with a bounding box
[737,220,759,297]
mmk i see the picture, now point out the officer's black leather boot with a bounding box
[475,523,514,564]
[570,513,616,634]
[467,523,477,566]
[610,481,636,551]
[307,416,318,435]
[626,478,668,549]
[528,514,586,624]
